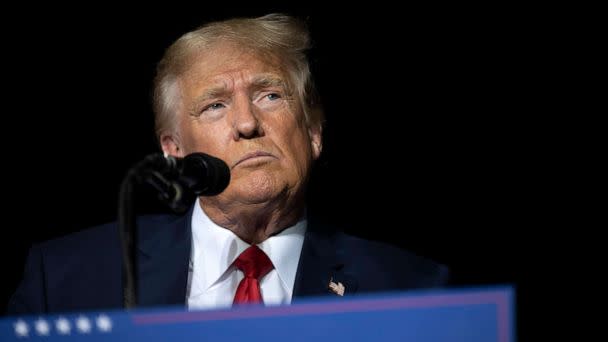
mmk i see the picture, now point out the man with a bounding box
[7,14,448,314]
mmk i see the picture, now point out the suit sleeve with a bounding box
[6,245,47,315]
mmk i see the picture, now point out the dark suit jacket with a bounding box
[7,210,449,315]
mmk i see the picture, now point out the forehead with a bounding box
[181,41,286,91]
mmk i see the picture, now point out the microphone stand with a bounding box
[117,154,182,309]
[118,169,137,309]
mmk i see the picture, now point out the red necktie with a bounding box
[233,245,274,305]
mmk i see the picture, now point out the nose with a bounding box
[231,96,264,140]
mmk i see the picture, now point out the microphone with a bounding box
[161,152,231,196]
[134,152,231,212]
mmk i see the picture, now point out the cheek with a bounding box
[282,125,313,171]
[179,126,202,153]
[179,121,229,155]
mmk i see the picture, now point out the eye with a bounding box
[204,102,225,112]
[266,93,281,100]
[256,92,284,110]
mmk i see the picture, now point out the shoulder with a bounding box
[35,214,183,259]
[7,214,187,314]
[334,232,449,289]
[305,218,449,289]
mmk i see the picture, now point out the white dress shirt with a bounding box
[187,200,306,310]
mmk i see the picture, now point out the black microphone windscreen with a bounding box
[179,153,230,196]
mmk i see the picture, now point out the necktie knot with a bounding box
[234,245,273,279]
[232,245,273,305]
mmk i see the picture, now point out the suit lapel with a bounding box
[293,223,358,300]
[136,208,192,307]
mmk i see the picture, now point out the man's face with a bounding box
[161,42,322,206]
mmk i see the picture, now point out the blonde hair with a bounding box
[153,13,323,139]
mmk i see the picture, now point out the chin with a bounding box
[230,173,283,204]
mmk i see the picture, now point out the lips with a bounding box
[233,151,277,168]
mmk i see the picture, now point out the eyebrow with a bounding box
[249,74,287,91]
[192,85,230,108]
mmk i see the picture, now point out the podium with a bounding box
[2,286,515,341]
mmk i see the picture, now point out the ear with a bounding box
[160,132,185,158]
[308,124,323,160]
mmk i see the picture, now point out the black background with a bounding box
[1,3,579,339]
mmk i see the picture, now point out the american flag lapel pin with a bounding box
[328,277,345,296]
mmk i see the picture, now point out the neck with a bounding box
[199,196,305,244]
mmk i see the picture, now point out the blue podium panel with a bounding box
[2,286,515,341]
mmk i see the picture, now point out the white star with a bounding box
[76,316,92,334]
[14,319,29,337]
[56,317,71,335]
[96,314,112,332]
[35,318,50,336]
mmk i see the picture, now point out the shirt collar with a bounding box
[191,200,306,294]
[258,218,306,295]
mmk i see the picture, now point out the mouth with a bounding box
[233,151,277,168]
